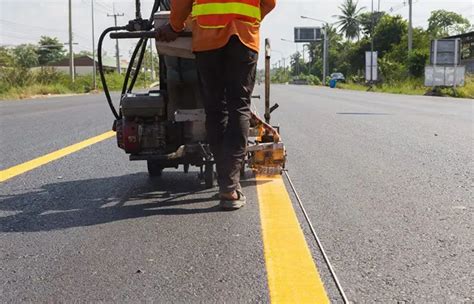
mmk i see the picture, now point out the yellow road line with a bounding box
[256,175,330,304]
[0,131,115,183]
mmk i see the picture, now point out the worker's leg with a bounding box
[195,47,227,184]
[220,36,258,193]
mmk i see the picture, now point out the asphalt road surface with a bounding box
[1,86,472,303]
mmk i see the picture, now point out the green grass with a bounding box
[0,70,151,101]
[339,78,427,95]
[337,76,474,99]
[0,84,73,100]
[442,76,474,99]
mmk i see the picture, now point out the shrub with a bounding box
[35,67,64,84]
[349,74,365,84]
[301,74,323,85]
[0,66,35,87]
[440,76,474,99]
[407,49,429,77]
[306,74,322,86]
[378,57,407,83]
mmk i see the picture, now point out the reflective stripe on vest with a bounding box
[192,1,261,29]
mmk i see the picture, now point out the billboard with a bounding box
[294,27,322,43]
[430,39,461,66]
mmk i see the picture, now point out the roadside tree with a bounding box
[0,47,14,67]
[37,36,66,66]
[13,44,39,68]
[373,15,407,56]
[427,10,471,38]
[334,0,365,40]
[359,11,386,37]
[77,50,93,57]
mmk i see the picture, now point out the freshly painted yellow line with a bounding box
[256,175,330,304]
[0,131,115,182]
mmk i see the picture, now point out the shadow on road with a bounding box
[0,172,260,233]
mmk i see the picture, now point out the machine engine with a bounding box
[114,91,207,158]
[114,91,167,154]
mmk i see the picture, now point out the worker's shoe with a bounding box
[213,183,242,200]
[220,190,246,211]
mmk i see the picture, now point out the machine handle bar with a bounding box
[110,31,192,39]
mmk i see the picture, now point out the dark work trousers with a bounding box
[195,35,258,193]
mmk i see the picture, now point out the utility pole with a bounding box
[323,26,328,85]
[68,0,75,82]
[408,0,413,52]
[370,0,375,83]
[108,4,124,74]
[302,44,306,64]
[91,0,97,90]
[300,16,331,85]
[149,39,155,81]
[295,43,299,76]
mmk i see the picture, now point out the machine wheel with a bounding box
[147,160,163,177]
[204,163,215,189]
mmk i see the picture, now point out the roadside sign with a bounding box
[426,38,465,87]
[425,66,465,86]
[430,39,461,66]
[365,51,378,82]
[294,27,322,43]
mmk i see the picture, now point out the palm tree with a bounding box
[334,0,365,40]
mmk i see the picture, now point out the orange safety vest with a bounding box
[191,0,261,29]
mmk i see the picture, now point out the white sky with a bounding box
[0,0,473,67]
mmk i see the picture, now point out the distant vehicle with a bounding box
[330,72,345,82]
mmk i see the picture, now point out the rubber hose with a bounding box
[149,0,161,22]
[128,38,148,93]
[122,38,145,96]
[98,26,125,119]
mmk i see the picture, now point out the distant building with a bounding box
[48,55,128,75]
[445,31,474,74]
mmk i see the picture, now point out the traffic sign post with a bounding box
[425,39,465,88]
[294,27,322,43]
[365,51,378,83]
[293,26,328,84]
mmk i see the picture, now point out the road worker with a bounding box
[157,0,276,210]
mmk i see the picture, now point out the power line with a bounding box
[94,5,110,15]
[1,28,69,43]
[0,29,96,51]
[1,30,44,40]
[0,21,91,50]
[96,0,113,12]
[0,19,68,34]
[389,0,419,13]
[2,27,89,46]
[0,34,39,44]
